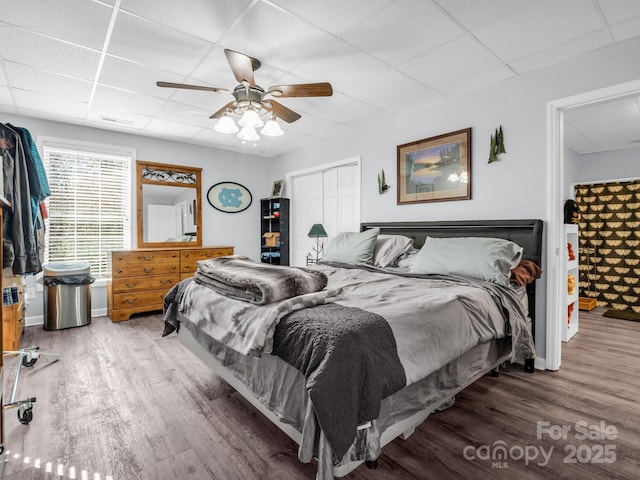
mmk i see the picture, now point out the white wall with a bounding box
[566,146,640,189]
[1,113,267,325]
[268,36,640,357]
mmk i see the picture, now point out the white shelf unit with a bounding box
[563,224,579,342]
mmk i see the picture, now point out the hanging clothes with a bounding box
[0,123,41,274]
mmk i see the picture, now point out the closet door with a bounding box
[291,172,324,267]
[289,161,360,267]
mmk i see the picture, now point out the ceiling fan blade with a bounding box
[209,102,237,119]
[156,81,229,93]
[224,49,261,87]
[267,82,333,98]
[267,100,302,123]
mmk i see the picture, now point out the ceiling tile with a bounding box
[283,113,341,137]
[0,63,7,85]
[598,0,640,24]
[609,15,640,42]
[143,118,203,138]
[4,62,93,102]
[473,0,605,63]
[342,0,465,66]
[269,0,394,36]
[290,38,390,94]
[154,101,217,128]
[509,30,611,74]
[343,66,444,114]
[108,11,212,76]
[0,87,14,107]
[0,25,100,81]
[435,0,531,31]
[119,0,252,43]
[99,55,185,98]
[287,92,379,124]
[218,1,334,71]
[92,85,166,115]
[345,107,395,128]
[13,90,88,119]
[86,105,152,129]
[1,0,112,50]
[398,36,513,94]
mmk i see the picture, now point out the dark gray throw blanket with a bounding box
[271,303,407,460]
[196,256,328,305]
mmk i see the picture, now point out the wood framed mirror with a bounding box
[136,160,202,248]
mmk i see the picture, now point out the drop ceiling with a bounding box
[1,0,639,157]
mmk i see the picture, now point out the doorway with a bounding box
[546,78,640,370]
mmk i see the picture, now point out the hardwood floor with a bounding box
[2,307,639,479]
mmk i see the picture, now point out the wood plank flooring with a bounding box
[2,307,639,479]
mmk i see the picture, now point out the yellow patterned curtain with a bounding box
[574,180,640,315]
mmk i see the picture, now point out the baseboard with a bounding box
[534,356,546,370]
[25,308,107,327]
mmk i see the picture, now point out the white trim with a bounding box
[546,78,640,371]
[534,356,547,371]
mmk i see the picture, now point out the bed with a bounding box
[163,219,543,479]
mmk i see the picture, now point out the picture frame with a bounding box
[271,179,284,198]
[397,128,472,205]
[207,181,253,213]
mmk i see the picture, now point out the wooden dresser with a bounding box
[107,245,234,322]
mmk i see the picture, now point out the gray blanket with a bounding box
[272,303,406,460]
[196,255,328,305]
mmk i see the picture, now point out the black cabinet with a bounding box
[260,198,289,265]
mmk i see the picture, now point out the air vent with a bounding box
[99,116,134,126]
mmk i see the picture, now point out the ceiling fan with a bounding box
[156,49,333,140]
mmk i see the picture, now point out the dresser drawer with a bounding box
[112,274,180,293]
[112,289,169,309]
[181,247,234,273]
[111,250,180,277]
[112,261,179,277]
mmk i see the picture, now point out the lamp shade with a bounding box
[238,109,264,128]
[307,223,328,238]
[261,118,284,136]
[214,115,239,134]
[237,126,260,142]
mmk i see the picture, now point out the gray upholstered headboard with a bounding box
[361,219,544,343]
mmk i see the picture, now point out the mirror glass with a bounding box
[142,184,197,243]
[137,161,202,248]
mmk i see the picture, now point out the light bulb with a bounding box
[214,115,239,134]
[261,119,284,136]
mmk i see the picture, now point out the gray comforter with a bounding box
[195,255,328,305]
[164,261,535,463]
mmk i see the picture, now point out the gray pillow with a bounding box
[323,228,380,265]
[373,234,413,267]
[409,236,523,287]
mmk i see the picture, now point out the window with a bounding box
[41,138,134,278]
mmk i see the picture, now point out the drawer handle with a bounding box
[118,256,123,261]
[185,253,190,258]
[143,255,154,261]
[125,298,137,304]
[125,281,138,288]
[184,265,191,270]
[118,269,123,274]
[160,279,171,285]
[172,265,177,270]
[144,267,154,273]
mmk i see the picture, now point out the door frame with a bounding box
[545,78,640,370]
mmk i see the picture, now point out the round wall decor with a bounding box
[207,182,252,213]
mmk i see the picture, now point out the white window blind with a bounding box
[41,139,133,278]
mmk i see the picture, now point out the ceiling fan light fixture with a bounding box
[214,115,239,134]
[238,108,264,128]
[237,125,260,142]
[261,118,284,137]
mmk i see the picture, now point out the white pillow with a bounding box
[373,234,414,267]
[323,228,380,265]
[409,236,523,287]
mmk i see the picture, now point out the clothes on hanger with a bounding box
[0,122,49,275]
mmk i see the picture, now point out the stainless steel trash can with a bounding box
[43,261,93,330]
